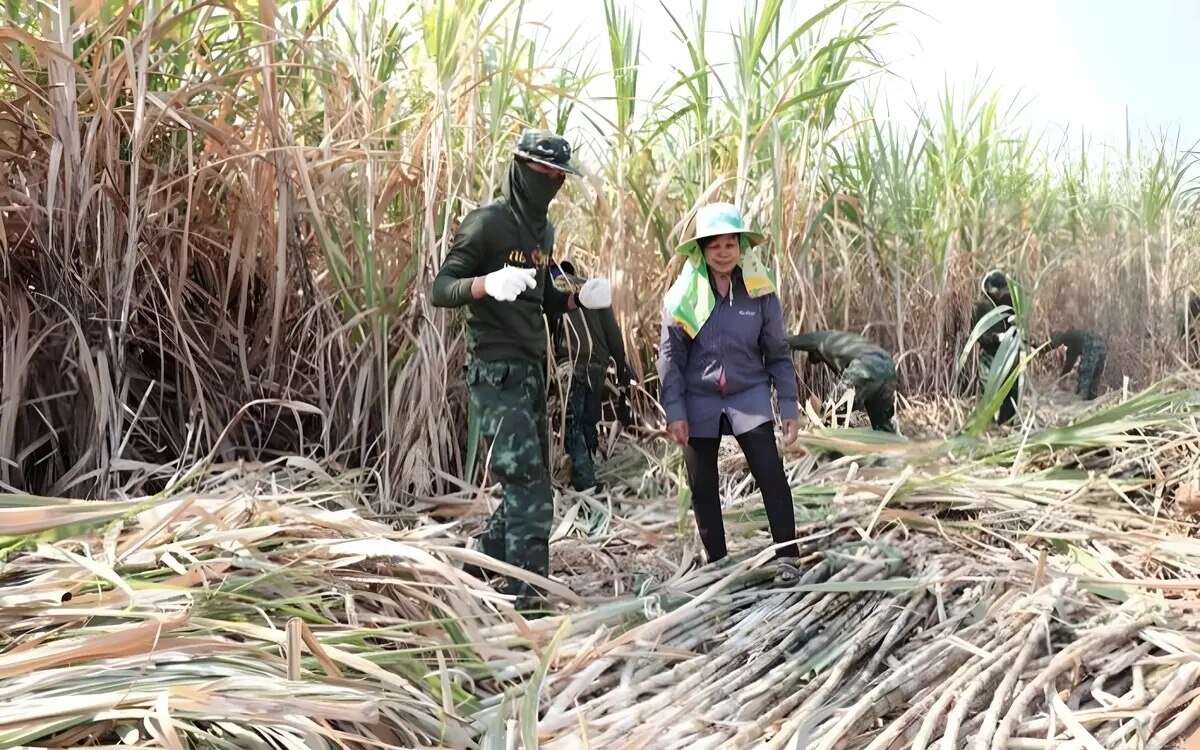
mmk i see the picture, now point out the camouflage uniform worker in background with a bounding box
[550,260,635,492]
[1181,291,1200,356]
[971,269,1021,425]
[788,330,898,432]
[431,129,612,610]
[1042,329,1108,400]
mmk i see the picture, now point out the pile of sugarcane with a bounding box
[489,381,1200,749]
[0,490,514,749]
[2,380,1200,749]
[523,530,1199,750]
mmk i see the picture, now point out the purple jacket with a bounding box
[657,272,800,439]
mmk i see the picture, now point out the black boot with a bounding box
[571,479,607,493]
[502,579,553,619]
[461,535,503,581]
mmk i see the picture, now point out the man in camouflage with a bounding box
[1040,329,1108,400]
[431,129,612,611]
[971,269,1021,425]
[788,330,898,432]
[550,260,634,492]
[1181,290,1200,356]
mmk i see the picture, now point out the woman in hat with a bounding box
[656,202,802,584]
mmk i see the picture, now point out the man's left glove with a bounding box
[577,278,612,309]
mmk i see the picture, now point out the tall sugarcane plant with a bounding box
[0,0,1195,503]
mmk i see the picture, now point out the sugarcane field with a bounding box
[4,0,1200,748]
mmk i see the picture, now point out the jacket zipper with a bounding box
[717,281,728,397]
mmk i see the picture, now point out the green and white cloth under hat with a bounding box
[664,202,776,337]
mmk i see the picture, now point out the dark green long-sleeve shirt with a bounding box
[551,274,628,379]
[787,330,890,374]
[972,294,1014,355]
[1047,328,1106,374]
[787,328,892,379]
[432,202,570,363]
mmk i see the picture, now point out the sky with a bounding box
[519,0,1200,156]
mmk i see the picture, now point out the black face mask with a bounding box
[502,159,564,246]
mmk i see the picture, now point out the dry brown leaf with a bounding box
[1177,482,1200,515]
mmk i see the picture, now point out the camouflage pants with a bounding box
[467,359,554,599]
[1065,337,1107,400]
[828,351,898,432]
[564,364,605,490]
[980,348,1020,424]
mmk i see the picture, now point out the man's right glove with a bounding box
[484,266,537,302]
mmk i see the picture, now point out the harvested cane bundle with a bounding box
[526,532,1196,750]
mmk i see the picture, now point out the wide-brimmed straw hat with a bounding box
[674,202,766,256]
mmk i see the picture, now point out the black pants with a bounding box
[683,417,799,563]
[830,380,897,432]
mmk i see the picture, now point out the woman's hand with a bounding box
[781,418,798,446]
[667,420,690,446]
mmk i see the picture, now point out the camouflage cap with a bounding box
[550,259,585,285]
[513,128,579,175]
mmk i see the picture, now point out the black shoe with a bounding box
[501,579,553,617]
[514,596,554,619]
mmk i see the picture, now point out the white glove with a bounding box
[578,277,612,309]
[483,266,536,302]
